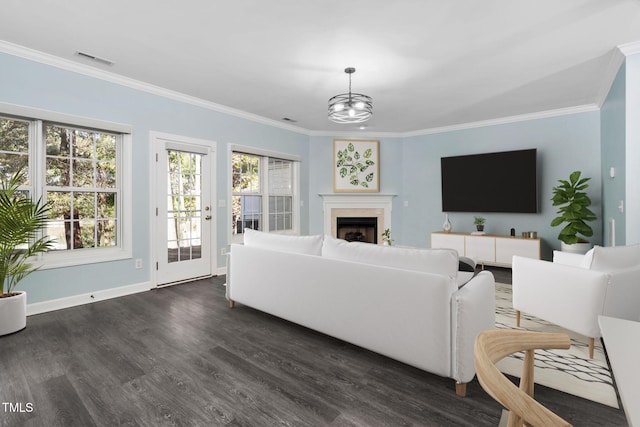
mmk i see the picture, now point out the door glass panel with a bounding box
[166,149,202,264]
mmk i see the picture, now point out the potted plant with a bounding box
[381,228,393,246]
[550,170,597,254]
[0,169,53,336]
[474,216,486,232]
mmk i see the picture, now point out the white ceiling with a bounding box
[2,0,640,134]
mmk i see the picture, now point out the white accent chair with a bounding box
[512,245,640,358]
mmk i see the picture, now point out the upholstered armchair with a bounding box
[512,245,640,358]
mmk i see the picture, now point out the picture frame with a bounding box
[333,139,379,192]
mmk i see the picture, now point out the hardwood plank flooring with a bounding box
[0,274,627,426]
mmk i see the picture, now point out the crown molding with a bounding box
[618,40,640,56]
[399,105,600,137]
[0,40,309,135]
[308,129,405,138]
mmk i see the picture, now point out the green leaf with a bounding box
[354,152,360,160]
[361,182,369,188]
[347,142,355,152]
[365,173,374,182]
[350,177,359,186]
[363,148,372,158]
[339,167,347,178]
[550,170,596,243]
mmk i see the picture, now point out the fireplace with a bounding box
[321,194,394,245]
[336,217,377,243]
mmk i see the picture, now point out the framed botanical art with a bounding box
[333,139,379,192]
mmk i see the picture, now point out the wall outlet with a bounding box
[135,258,143,269]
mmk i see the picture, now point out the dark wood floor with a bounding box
[0,272,627,426]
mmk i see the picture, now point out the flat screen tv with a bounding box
[441,149,538,213]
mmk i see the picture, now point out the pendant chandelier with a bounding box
[328,67,373,124]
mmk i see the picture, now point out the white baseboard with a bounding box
[26,281,153,316]
[216,266,228,276]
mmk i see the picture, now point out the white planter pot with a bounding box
[0,291,27,336]
[560,241,592,255]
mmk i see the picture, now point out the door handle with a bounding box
[205,215,212,220]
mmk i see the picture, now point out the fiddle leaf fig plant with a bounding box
[550,171,597,245]
[0,169,54,297]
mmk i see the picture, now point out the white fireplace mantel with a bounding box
[320,194,395,240]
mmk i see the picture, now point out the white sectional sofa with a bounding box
[227,229,496,396]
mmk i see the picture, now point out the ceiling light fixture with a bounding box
[328,67,372,124]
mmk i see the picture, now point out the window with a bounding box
[268,158,293,232]
[0,110,131,268]
[231,149,298,242]
[44,124,119,251]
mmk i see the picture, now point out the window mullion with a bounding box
[262,156,269,232]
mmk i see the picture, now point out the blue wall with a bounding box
[308,112,602,260]
[0,52,309,304]
[600,64,626,246]
[403,114,602,259]
[625,52,640,245]
[308,136,404,235]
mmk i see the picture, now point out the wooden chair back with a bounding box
[474,329,572,427]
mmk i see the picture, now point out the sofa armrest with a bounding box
[512,256,608,338]
[603,266,640,321]
[451,270,496,383]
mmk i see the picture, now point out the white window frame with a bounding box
[228,144,300,244]
[0,103,132,269]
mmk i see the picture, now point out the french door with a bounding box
[155,137,214,285]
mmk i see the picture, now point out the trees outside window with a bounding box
[231,151,297,242]
[0,115,124,266]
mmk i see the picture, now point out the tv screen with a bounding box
[441,149,538,213]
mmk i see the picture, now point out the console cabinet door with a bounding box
[431,233,465,255]
[465,236,495,264]
[495,237,540,265]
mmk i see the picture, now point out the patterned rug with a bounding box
[494,282,619,408]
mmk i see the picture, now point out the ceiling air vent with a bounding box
[75,51,114,66]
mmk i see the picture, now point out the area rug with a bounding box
[494,282,619,408]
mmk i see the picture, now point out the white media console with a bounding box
[431,231,541,268]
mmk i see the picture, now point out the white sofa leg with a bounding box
[516,310,521,327]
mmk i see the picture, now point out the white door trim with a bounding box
[150,131,217,287]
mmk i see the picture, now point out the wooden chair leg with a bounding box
[455,382,467,397]
[588,337,594,359]
[229,299,235,309]
[516,310,521,327]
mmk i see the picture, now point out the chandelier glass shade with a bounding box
[328,67,373,124]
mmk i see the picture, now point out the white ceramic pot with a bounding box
[0,291,27,336]
[560,241,592,255]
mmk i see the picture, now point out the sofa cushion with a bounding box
[243,228,323,256]
[580,248,595,269]
[322,235,459,278]
[589,244,640,272]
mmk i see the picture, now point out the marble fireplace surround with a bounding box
[321,194,394,244]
